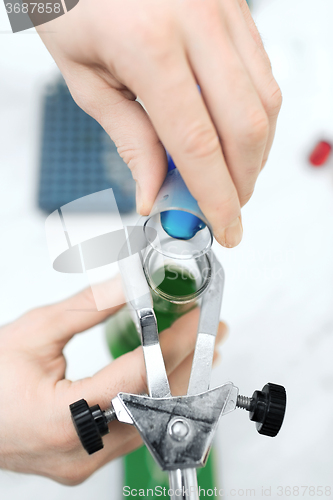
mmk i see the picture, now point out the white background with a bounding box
[1,0,333,498]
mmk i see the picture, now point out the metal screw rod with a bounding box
[103,407,117,423]
[236,395,252,411]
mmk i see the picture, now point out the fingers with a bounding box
[68,309,228,408]
[49,2,279,249]
[133,50,243,248]
[236,0,267,52]
[70,308,201,407]
[182,0,268,211]
[221,0,282,173]
[61,64,168,215]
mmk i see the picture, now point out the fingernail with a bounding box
[218,216,243,248]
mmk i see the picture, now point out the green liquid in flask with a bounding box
[105,266,217,498]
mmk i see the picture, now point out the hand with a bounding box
[37,0,281,248]
[0,280,227,485]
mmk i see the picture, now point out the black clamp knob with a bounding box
[237,383,286,437]
[250,383,286,437]
[69,399,109,455]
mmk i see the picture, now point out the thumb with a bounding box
[63,64,168,215]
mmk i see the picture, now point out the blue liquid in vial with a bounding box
[163,150,206,240]
[161,210,206,240]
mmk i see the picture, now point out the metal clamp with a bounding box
[69,232,286,500]
[112,382,238,471]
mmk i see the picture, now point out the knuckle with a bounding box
[266,83,283,117]
[244,164,260,178]
[220,198,240,226]
[65,83,102,125]
[22,307,42,323]
[261,156,268,170]
[239,109,269,147]
[186,0,222,31]
[139,26,167,50]
[56,465,89,486]
[205,190,240,228]
[182,123,221,161]
[132,14,174,55]
[239,161,261,190]
[21,306,52,332]
[240,188,254,207]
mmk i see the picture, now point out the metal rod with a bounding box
[169,468,199,500]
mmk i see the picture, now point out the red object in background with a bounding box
[309,140,332,166]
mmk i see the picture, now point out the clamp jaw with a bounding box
[70,248,286,499]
